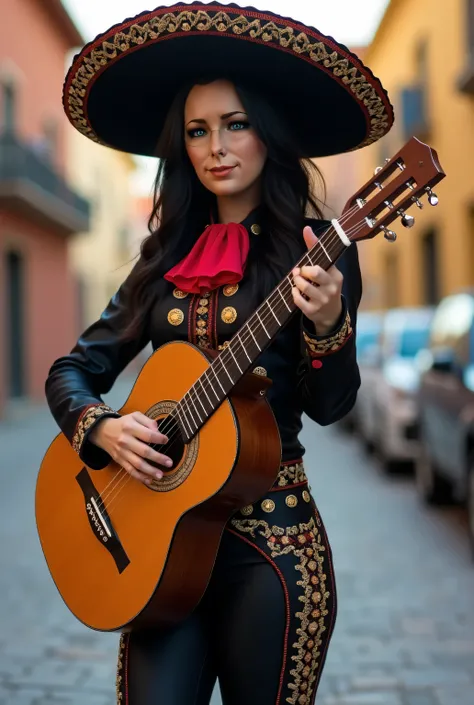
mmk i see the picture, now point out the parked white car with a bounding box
[357,307,434,472]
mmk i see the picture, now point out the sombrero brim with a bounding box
[63,2,394,158]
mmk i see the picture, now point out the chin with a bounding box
[204,179,250,197]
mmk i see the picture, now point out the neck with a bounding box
[217,184,261,224]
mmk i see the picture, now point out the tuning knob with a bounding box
[411,196,424,209]
[382,226,397,242]
[398,209,415,228]
[425,187,439,206]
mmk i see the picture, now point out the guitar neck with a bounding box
[174,221,350,442]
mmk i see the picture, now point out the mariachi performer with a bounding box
[48,2,393,703]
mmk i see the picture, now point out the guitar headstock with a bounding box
[341,137,446,243]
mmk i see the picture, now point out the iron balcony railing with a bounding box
[0,130,90,235]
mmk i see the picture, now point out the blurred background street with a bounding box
[2,0,474,703]
[1,376,474,705]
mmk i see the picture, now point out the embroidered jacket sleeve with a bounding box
[45,266,150,469]
[297,240,362,426]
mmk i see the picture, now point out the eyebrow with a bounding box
[186,111,248,126]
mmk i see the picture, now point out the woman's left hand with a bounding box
[292,226,344,336]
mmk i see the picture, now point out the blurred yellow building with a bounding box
[66,129,137,329]
[356,0,474,310]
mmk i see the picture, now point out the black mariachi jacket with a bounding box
[45,213,362,470]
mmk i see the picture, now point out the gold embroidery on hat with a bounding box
[221,306,237,324]
[167,308,184,326]
[223,284,239,297]
[66,10,391,154]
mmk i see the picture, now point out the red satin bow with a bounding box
[164,222,250,294]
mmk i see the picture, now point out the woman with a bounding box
[48,4,393,703]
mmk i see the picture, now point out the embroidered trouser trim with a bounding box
[116,474,337,705]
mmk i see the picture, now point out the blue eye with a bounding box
[187,128,206,139]
[228,121,250,131]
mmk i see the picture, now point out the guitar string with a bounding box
[94,205,363,511]
[97,207,371,515]
[97,206,372,515]
[97,205,369,514]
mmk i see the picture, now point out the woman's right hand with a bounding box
[89,412,172,485]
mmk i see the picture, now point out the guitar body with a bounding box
[35,341,281,632]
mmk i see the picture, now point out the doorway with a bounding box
[5,250,25,398]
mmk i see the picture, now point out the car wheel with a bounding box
[467,458,474,561]
[415,442,453,505]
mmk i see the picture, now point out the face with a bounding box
[184,79,267,198]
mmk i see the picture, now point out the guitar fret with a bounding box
[267,298,281,326]
[188,393,203,424]
[199,377,213,409]
[256,311,270,339]
[228,345,243,374]
[221,359,235,385]
[248,324,261,352]
[236,331,252,362]
[278,286,292,312]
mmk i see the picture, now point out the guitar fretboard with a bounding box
[173,221,350,442]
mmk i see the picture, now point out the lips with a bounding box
[209,166,235,175]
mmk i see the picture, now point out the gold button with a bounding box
[285,494,298,508]
[223,284,239,297]
[261,499,275,513]
[240,505,253,516]
[252,366,267,377]
[167,308,184,326]
[221,306,237,324]
[197,306,208,315]
[197,320,206,328]
[251,223,261,235]
[173,288,188,299]
[302,490,311,503]
[199,298,209,306]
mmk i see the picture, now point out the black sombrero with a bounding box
[63,2,394,158]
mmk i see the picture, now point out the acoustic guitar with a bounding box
[35,138,445,632]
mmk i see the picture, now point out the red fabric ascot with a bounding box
[164,222,250,294]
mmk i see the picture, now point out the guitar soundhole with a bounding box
[145,402,199,493]
[155,416,185,473]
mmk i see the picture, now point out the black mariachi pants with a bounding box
[116,461,337,705]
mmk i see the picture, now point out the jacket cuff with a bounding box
[72,403,120,469]
[303,309,353,358]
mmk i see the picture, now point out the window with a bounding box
[400,41,430,140]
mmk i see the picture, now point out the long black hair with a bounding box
[122,77,326,340]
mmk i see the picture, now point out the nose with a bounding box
[209,128,226,157]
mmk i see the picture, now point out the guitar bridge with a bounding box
[76,467,130,574]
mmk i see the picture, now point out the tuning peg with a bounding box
[425,187,439,206]
[381,226,397,242]
[411,196,424,209]
[397,209,415,228]
[374,166,383,175]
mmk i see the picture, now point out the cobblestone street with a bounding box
[1,376,473,705]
